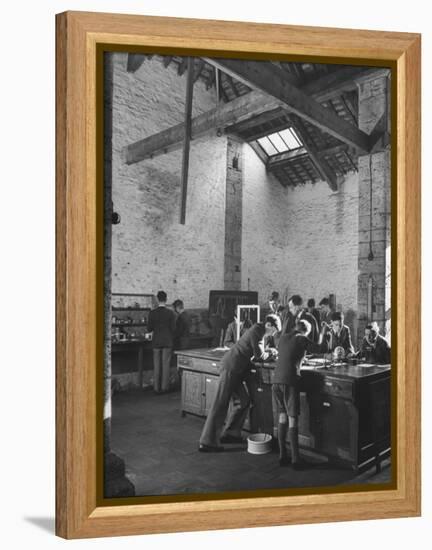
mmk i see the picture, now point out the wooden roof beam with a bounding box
[226,107,285,136]
[123,65,381,165]
[267,147,308,170]
[123,91,281,164]
[288,113,339,191]
[268,143,354,171]
[204,58,371,154]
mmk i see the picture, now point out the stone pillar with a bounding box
[224,136,243,290]
[356,71,391,344]
[103,53,135,497]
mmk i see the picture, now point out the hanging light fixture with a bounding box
[368,155,374,261]
[367,274,374,321]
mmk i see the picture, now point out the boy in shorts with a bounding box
[272,319,327,468]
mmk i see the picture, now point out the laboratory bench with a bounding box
[175,348,391,473]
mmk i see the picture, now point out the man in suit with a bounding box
[199,315,280,452]
[282,295,319,342]
[173,299,190,350]
[147,290,176,393]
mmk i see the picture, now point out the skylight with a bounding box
[256,127,303,157]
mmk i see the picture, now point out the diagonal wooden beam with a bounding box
[123,91,281,164]
[203,58,371,154]
[288,113,339,191]
[123,65,381,165]
[227,107,285,137]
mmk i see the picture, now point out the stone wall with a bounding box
[242,144,359,333]
[241,144,290,303]
[111,53,227,309]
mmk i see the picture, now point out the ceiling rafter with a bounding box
[203,57,371,154]
[340,93,358,125]
[123,60,381,181]
[287,113,339,191]
[123,91,280,164]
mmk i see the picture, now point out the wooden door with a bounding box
[317,395,357,463]
[203,374,219,416]
[181,370,203,415]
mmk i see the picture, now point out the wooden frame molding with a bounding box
[56,10,421,539]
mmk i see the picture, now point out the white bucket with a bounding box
[247,433,272,455]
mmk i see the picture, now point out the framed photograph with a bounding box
[56,11,421,539]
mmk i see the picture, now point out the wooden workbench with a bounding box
[175,348,391,472]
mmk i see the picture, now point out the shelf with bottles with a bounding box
[111,323,153,344]
[111,293,156,343]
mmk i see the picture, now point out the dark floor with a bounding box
[111,389,391,497]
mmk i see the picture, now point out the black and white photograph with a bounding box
[103,52,392,499]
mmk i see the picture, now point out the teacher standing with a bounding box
[147,290,176,393]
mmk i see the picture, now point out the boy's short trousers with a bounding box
[272,383,300,417]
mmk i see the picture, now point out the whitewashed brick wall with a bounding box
[242,144,359,326]
[111,54,227,308]
[241,144,291,304]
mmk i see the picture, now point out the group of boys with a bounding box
[199,293,391,471]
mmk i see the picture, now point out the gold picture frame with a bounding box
[55,11,421,538]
